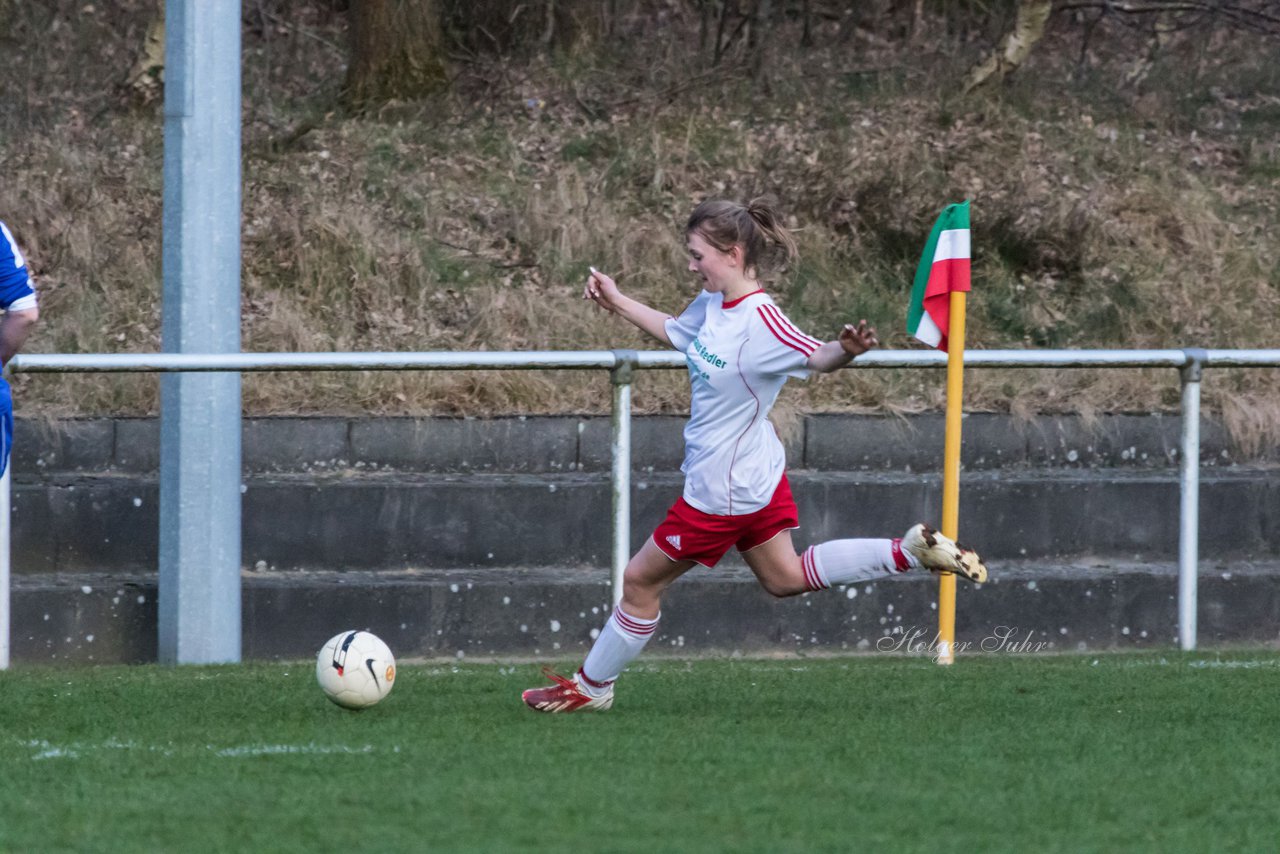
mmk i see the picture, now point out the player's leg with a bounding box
[742,529,914,596]
[739,529,806,596]
[617,535,694,619]
[734,474,807,596]
[738,473,985,591]
[736,473,916,595]
[774,525,986,590]
[579,537,692,685]
[522,538,694,713]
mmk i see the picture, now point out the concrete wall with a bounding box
[12,412,1260,476]
[9,415,1277,575]
[10,468,1279,574]
[7,415,1278,663]
[12,564,1280,664]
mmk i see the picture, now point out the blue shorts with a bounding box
[0,378,13,478]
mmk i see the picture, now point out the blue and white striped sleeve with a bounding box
[0,222,37,313]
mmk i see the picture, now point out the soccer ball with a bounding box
[316,630,397,709]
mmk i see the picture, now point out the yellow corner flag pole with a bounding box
[936,289,967,665]
[908,199,972,665]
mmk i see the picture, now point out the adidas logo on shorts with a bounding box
[665,534,682,551]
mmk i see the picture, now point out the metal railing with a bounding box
[3,346,1279,667]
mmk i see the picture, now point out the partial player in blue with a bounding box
[0,221,40,477]
[522,198,985,713]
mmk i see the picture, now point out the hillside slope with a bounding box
[1,2,1277,448]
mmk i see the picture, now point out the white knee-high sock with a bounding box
[801,538,918,591]
[579,607,658,695]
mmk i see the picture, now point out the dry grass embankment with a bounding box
[2,2,1278,450]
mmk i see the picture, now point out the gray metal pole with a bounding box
[1178,350,1206,651]
[610,351,637,606]
[159,0,243,664]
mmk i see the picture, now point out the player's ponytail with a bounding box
[686,196,798,281]
[744,197,798,271]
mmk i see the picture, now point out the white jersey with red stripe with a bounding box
[663,288,821,516]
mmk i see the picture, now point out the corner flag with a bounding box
[906,201,971,351]
[906,201,974,665]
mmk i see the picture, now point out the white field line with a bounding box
[17,738,395,760]
[213,743,383,757]
[1086,657,1280,669]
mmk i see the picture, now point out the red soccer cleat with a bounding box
[521,667,614,713]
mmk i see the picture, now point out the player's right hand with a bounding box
[583,267,622,312]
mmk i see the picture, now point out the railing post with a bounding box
[609,350,637,606]
[1178,349,1206,651]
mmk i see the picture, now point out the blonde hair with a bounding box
[685,197,798,280]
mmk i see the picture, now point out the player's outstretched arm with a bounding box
[806,319,878,373]
[0,307,39,367]
[582,267,673,347]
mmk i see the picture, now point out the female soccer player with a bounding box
[0,221,39,477]
[522,198,985,713]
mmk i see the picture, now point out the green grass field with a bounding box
[3,652,1278,852]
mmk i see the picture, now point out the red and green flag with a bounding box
[906,201,971,352]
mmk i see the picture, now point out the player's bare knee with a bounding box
[621,566,650,592]
[621,573,659,609]
[759,573,804,598]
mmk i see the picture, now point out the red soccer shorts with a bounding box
[652,474,800,567]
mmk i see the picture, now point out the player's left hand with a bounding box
[838,320,878,357]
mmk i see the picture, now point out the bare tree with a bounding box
[1057,1,1280,37]
[963,0,1054,93]
[125,0,166,106]
[344,0,449,108]
[441,0,606,57]
[748,0,774,83]
[1059,0,1280,88]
